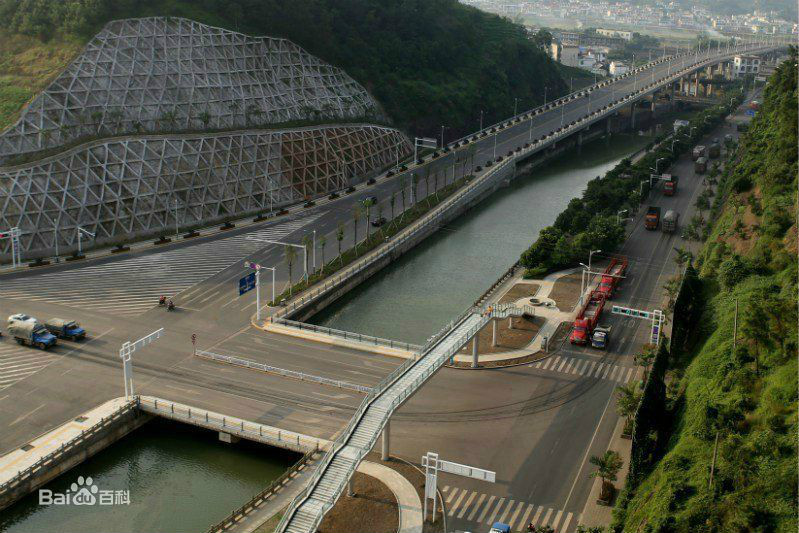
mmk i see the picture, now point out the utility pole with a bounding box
[312,230,316,271]
[174,198,179,238]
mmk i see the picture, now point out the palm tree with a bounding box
[319,235,327,273]
[363,198,375,237]
[336,224,345,266]
[285,245,297,295]
[352,205,362,254]
[399,178,407,214]
[634,344,657,381]
[589,450,623,501]
[616,381,642,435]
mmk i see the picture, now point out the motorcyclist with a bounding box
[159,295,166,306]
[167,299,175,310]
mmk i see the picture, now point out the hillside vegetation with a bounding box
[0,0,566,139]
[0,33,83,131]
[614,49,797,533]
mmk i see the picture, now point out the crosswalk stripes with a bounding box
[530,355,640,384]
[0,342,60,390]
[0,214,322,318]
[442,486,579,533]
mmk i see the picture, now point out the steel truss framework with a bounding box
[0,17,383,164]
[0,125,410,257]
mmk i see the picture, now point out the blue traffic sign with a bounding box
[745,109,756,116]
[238,272,256,295]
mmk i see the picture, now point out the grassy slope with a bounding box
[0,33,83,131]
[0,0,567,140]
[617,51,797,533]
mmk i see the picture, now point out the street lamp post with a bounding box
[543,87,548,106]
[639,179,648,198]
[174,198,179,238]
[249,238,308,282]
[312,230,316,271]
[513,97,519,117]
[617,209,628,224]
[77,226,94,256]
[479,110,484,132]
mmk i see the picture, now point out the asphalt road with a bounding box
[382,96,756,533]
[0,49,765,532]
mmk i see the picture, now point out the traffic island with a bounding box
[497,282,540,304]
[548,272,584,311]
[457,315,545,355]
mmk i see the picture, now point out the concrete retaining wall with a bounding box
[0,404,150,512]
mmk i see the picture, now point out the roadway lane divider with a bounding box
[194,350,372,394]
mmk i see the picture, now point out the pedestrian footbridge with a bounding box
[275,305,500,533]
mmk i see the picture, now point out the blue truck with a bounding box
[8,319,57,349]
[44,318,86,341]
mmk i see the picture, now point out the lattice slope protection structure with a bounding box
[0,16,385,163]
[0,124,409,258]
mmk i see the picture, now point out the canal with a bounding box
[0,419,298,533]
[309,133,652,344]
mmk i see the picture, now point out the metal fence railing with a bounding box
[136,396,325,452]
[195,350,372,394]
[272,318,421,353]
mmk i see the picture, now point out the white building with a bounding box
[609,61,629,76]
[596,28,634,41]
[733,54,761,77]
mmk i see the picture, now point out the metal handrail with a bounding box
[272,317,421,352]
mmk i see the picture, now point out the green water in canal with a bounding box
[0,418,298,533]
[309,133,652,344]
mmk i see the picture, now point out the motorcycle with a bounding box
[158,296,166,306]
[167,300,175,311]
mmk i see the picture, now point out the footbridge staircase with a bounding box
[275,305,506,532]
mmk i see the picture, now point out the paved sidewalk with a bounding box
[359,461,424,533]
[0,397,130,483]
[577,417,632,529]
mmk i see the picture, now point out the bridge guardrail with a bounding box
[272,317,420,353]
[269,46,780,328]
[195,350,373,394]
[136,396,324,452]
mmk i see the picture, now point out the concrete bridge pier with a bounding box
[381,420,390,461]
[694,72,700,97]
[492,319,498,347]
[650,92,657,112]
[472,335,479,368]
[670,82,676,109]
[630,102,637,129]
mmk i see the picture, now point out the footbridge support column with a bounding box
[381,420,390,461]
[630,102,637,130]
[471,336,479,368]
[670,82,675,109]
[492,320,498,347]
